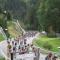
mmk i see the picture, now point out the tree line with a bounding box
[0,0,60,37]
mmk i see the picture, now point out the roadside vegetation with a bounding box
[7,21,20,38]
[0,34,4,41]
[0,57,5,60]
[33,36,60,52]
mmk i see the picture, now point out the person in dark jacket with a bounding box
[45,53,52,60]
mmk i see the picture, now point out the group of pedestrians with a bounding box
[7,31,58,60]
[23,31,38,38]
[7,31,39,60]
[7,39,39,60]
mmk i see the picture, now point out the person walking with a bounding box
[18,45,21,54]
[45,53,52,60]
[7,41,11,58]
[24,39,27,46]
[11,49,13,60]
[33,48,40,60]
[52,56,57,60]
[37,48,40,60]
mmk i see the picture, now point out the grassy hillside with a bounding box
[0,34,4,41]
[0,20,24,41]
[0,57,5,60]
[7,21,22,38]
[33,36,60,52]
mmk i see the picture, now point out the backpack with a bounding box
[45,56,48,60]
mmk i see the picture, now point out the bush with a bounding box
[43,42,53,50]
[47,33,56,38]
[0,57,5,60]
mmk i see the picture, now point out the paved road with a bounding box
[0,41,47,60]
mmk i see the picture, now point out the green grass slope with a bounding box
[33,36,60,52]
[0,34,4,42]
[7,21,22,38]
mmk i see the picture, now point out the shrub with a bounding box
[0,57,5,60]
[47,33,56,38]
[43,42,53,50]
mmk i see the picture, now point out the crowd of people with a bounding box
[7,39,36,57]
[7,31,39,60]
[6,31,58,60]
